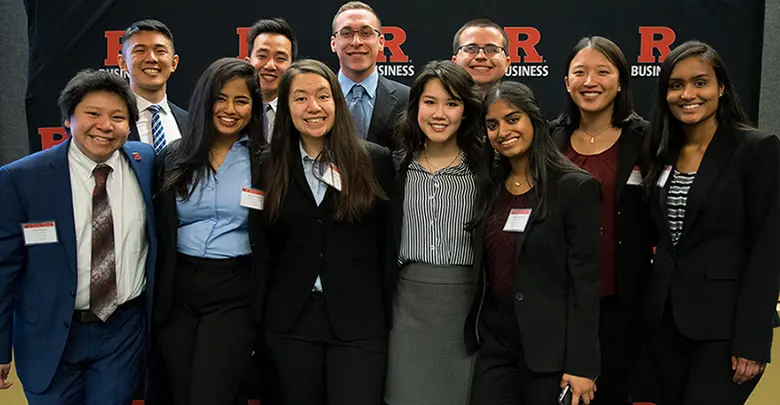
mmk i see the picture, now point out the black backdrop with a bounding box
[24,0,765,152]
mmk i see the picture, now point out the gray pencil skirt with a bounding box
[384,263,478,405]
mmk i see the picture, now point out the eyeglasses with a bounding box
[457,44,506,57]
[333,26,382,40]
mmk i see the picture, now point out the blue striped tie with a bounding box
[148,104,166,154]
[348,85,369,139]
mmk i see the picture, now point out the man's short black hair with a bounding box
[246,18,298,60]
[58,69,139,126]
[121,19,175,52]
[452,18,508,54]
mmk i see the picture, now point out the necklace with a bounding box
[581,125,614,144]
[423,149,460,173]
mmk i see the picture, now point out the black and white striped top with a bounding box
[398,156,476,266]
[667,169,696,244]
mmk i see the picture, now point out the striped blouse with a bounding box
[667,169,696,244]
[398,156,476,266]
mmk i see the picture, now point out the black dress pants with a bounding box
[156,254,257,405]
[266,292,387,405]
[645,302,761,405]
[591,297,641,405]
[469,295,562,405]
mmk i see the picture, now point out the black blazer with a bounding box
[151,139,265,325]
[464,171,602,378]
[367,76,409,151]
[550,116,655,307]
[258,141,396,341]
[129,100,188,142]
[644,126,780,363]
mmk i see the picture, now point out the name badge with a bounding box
[321,164,342,191]
[240,188,264,210]
[22,221,58,245]
[657,165,673,188]
[503,209,532,233]
[627,166,643,186]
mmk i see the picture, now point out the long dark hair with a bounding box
[164,58,265,199]
[396,60,490,229]
[263,59,385,222]
[475,81,586,223]
[558,36,636,129]
[640,40,753,194]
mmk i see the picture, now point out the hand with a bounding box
[0,363,13,389]
[561,373,596,405]
[731,355,766,385]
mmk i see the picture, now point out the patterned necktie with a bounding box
[348,85,369,139]
[148,104,166,154]
[91,164,117,322]
[265,104,275,142]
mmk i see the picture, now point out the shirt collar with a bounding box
[338,69,379,100]
[135,92,170,114]
[409,153,470,175]
[68,139,122,183]
[266,97,278,112]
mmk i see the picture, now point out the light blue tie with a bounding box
[148,104,166,154]
[348,85,369,139]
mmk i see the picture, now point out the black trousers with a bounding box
[266,292,387,405]
[156,254,257,405]
[591,297,641,405]
[645,302,761,405]
[469,295,562,405]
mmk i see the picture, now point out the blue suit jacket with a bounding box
[0,139,157,393]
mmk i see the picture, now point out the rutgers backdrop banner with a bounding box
[25,0,765,153]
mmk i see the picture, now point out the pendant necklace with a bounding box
[581,125,613,144]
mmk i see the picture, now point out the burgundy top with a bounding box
[565,141,619,296]
[484,186,532,299]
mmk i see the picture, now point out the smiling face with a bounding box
[452,26,510,91]
[118,30,178,100]
[666,56,724,128]
[330,9,384,81]
[212,78,253,138]
[247,33,293,102]
[416,78,464,147]
[289,72,336,141]
[66,90,131,163]
[485,99,534,159]
[565,47,621,115]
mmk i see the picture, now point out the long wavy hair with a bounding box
[558,36,637,130]
[640,40,753,194]
[164,58,265,199]
[474,81,586,223]
[263,59,385,222]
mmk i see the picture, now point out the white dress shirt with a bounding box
[68,142,148,310]
[135,93,183,145]
[265,97,278,142]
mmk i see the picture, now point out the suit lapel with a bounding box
[679,126,736,239]
[169,101,188,133]
[367,76,397,144]
[293,156,318,206]
[391,156,407,256]
[514,188,541,260]
[48,140,78,277]
[654,148,677,246]
[128,122,141,142]
[615,126,643,199]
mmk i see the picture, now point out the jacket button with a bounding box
[318,253,324,259]
[317,219,323,225]
[515,293,524,302]
[70,290,75,297]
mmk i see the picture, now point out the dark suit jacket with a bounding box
[0,139,157,393]
[129,100,188,142]
[550,116,655,307]
[151,139,265,325]
[644,126,780,363]
[258,141,395,341]
[367,76,409,151]
[464,170,602,378]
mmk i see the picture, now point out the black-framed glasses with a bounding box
[457,44,506,56]
[333,26,382,40]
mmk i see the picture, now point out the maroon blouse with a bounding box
[565,142,619,296]
[484,187,532,299]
